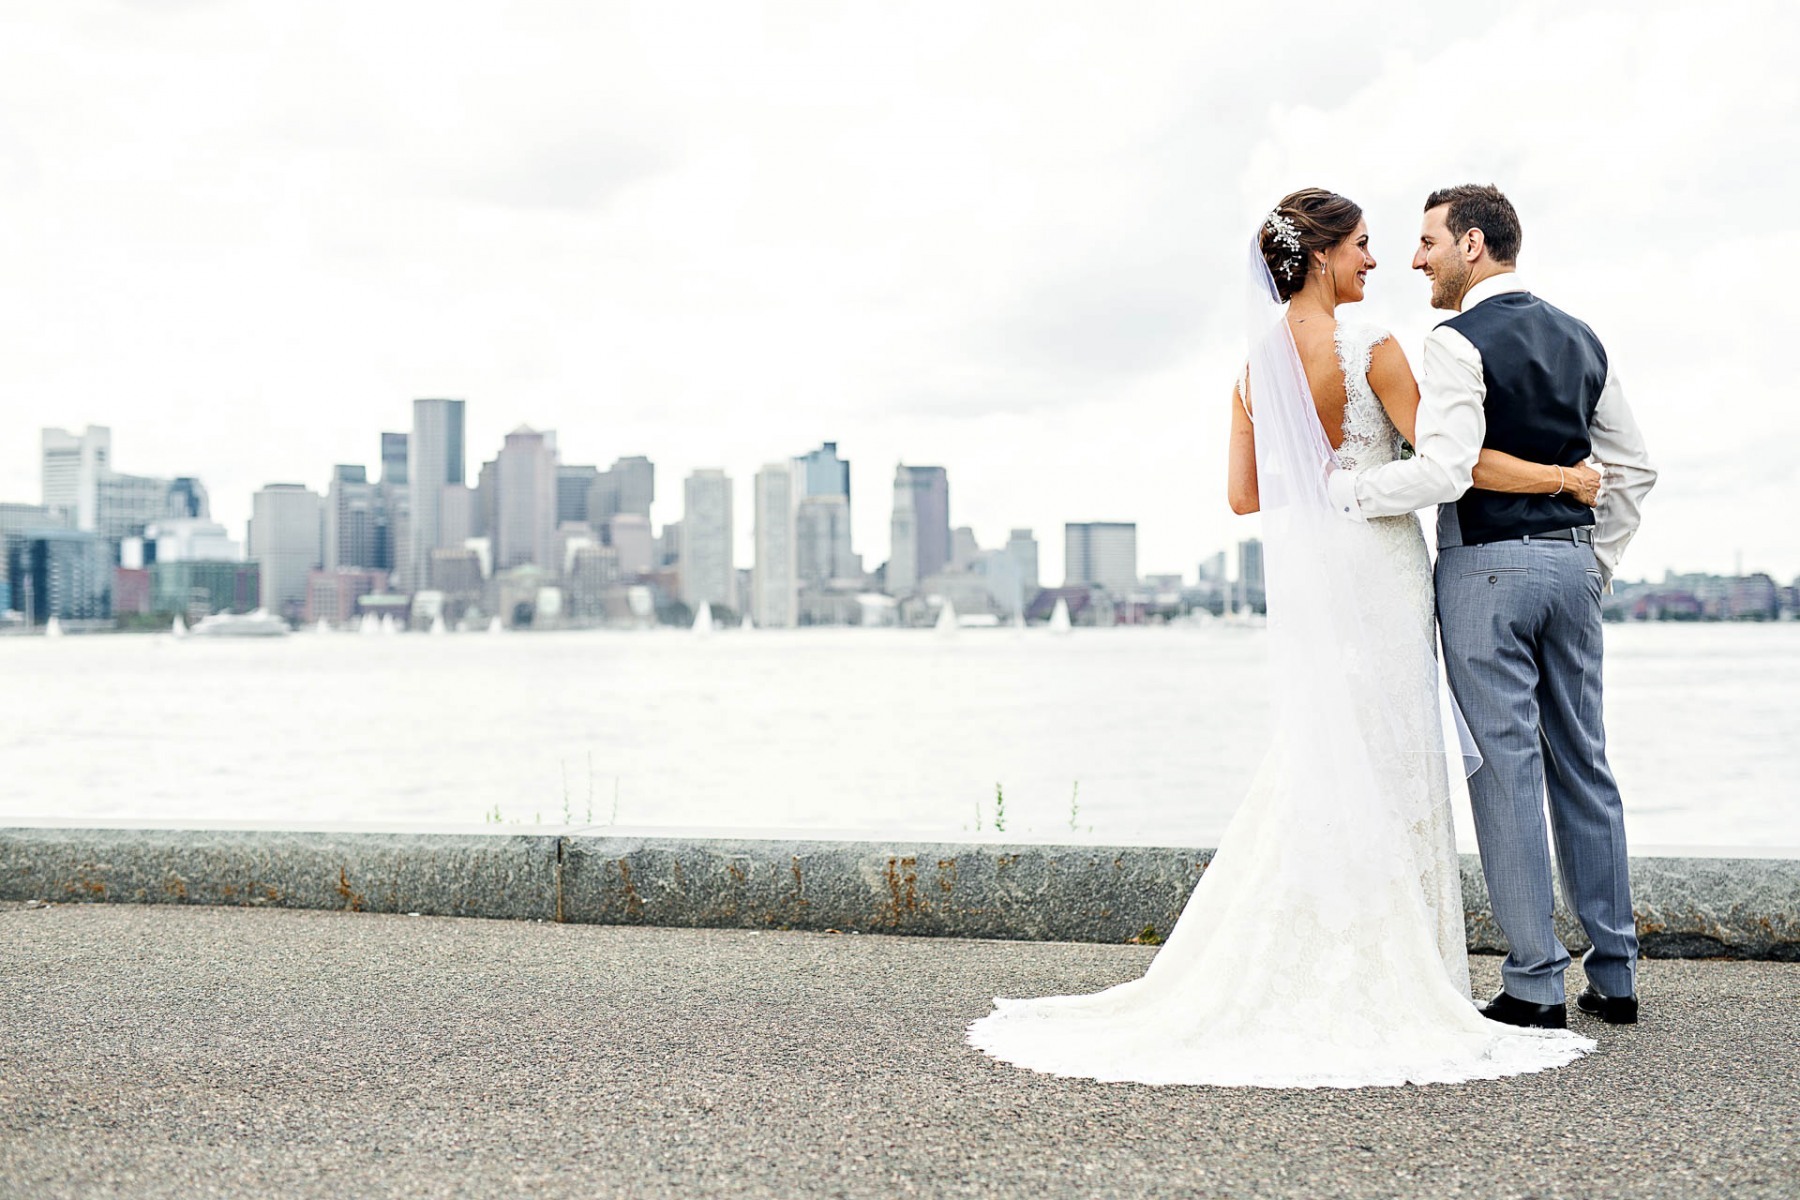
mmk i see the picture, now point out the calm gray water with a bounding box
[1,623,1794,848]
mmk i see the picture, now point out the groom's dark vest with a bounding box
[1442,291,1608,545]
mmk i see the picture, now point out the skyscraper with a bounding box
[380,433,409,484]
[40,426,111,532]
[325,465,380,571]
[886,464,949,596]
[1237,538,1265,613]
[681,469,735,612]
[795,442,850,500]
[6,530,112,623]
[251,483,323,623]
[405,399,465,593]
[796,494,854,586]
[557,464,600,526]
[1064,522,1138,595]
[752,463,798,628]
[494,426,557,572]
[590,455,655,524]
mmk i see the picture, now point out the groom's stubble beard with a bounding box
[1430,255,1471,311]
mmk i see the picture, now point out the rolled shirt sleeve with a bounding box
[1588,366,1656,588]
[1336,325,1487,520]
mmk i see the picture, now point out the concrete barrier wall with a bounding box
[4,826,1797,959]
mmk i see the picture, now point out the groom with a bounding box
[1326,184,1657,1029]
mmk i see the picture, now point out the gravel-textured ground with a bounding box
[1,901,1795,1199]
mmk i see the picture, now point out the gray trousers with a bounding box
[1435,510,1638,1004]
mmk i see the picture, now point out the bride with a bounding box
[965,188,1599,1088]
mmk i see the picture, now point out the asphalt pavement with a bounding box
[2,902,1795,1199]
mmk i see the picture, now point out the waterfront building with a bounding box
[752,462,798,628]
[795,494,853,586]
[886,465,949,597]
[566,544,623,620]
[0,503,69,612]
[142,519,240,564]
[951,526,981,572]
[557,464,600,526]
[428,547,485,595]
[1005,529,1040,593]
[40,426,111,531]
[1237,537,1265,614]
[305,567,388,626]
[149,560,259,618]
[250,483,323,623]
[494,426,558,572]
[6,530,112,623]
[114,566,152,615]
[1064,522,1138,595]
[605,513,654,577]
[682,469,735,613]
[405,398,466,594]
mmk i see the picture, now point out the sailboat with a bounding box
[487,615,504,635]
[379,614,397,635]
[314,618,330,635]
[430,614,447,636]
[740,611,755,631]
[692,601,714,636]
[1048,596,1072,635]
[172,615,188,638]
[359,613,378,636]
[44,616,64,638]
[935,597,958,636]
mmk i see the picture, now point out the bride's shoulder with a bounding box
[1334,320,1393,376]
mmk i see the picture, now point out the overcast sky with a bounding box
[2,0,1796,584]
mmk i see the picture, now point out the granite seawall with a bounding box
[3,825,1796,959]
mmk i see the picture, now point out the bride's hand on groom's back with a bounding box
[1567,462,1602,507]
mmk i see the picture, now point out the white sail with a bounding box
[487,615,504,635]
[430,614,447,636]
[935,597,958,636]
[44,616,64,638]
[314,618,330,635]
[692,601,714,636]
[1049,597,1072,634]
[379,614,397,635]
[172,615,188,638]
[740,611,755,631]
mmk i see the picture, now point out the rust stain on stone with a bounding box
[936,857,958,894]
[882,855,920,924]
[336,867,365,912]
[616,859,646,918]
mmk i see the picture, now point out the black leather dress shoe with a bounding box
[1576,984,1639,1025]
[1480,990,1568,1029]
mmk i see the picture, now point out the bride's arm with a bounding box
[1228,378,1259,514]
[1366,338,1599,506]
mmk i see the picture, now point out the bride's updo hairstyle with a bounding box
[1261,188,1363,302]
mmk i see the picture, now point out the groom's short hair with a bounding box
[1424,184,1521,265]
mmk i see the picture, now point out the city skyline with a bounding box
[1,5,1794,589]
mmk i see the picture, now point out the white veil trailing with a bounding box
[1242,233,1480,785]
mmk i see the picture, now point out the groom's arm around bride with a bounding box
[1324,190,1656,590]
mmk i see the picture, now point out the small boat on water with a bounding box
[189,610,289,638]
[44,616,64,638]
[172,615,188,638]
[935,597,958,637]
[692,601,714,636]
[1048,597,1072,635]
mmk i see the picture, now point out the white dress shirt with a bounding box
[1324,273,1657,587]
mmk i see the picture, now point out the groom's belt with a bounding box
[1468,526,1594,546]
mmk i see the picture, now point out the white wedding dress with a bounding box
[965,317,1596,1088]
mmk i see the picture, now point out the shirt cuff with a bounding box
[1326,468,1366,523]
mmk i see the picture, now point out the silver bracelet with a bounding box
[1551,465,1565,497]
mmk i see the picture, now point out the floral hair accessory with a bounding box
[1265,210,1303,280]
